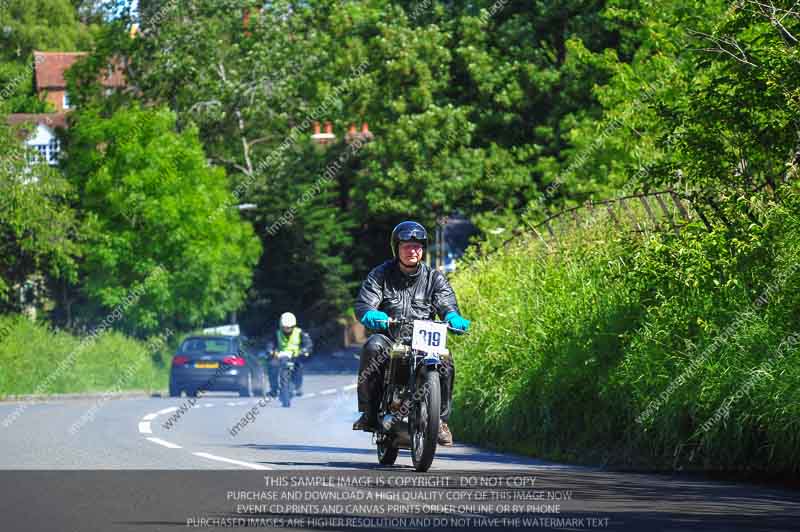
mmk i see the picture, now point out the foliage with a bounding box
[0,0,95,61]
[0,313,170,396]
[563,0,800,201]
[62,105,261,335]
[68,0,629,330]
[451,187,800,471]
[0,0,97,114]
[0,124,81,312]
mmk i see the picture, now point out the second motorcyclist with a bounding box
[266,312,313,397]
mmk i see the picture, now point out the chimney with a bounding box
[243,8,252,36]
[345,123,357,144]
[311,121,335,145]
[360,122,374,141]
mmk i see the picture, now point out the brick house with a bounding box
[32,51,125,112]
[6,113,69,166]
[6,51,125,165]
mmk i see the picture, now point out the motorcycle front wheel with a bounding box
[377,436,399,465]
[410,368,440,472]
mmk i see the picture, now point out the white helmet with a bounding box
[279,312,297,329]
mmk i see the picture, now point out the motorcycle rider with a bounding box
[265,312,313,397]
[352,221,471,446]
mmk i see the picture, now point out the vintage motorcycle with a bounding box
[373,317,462,472]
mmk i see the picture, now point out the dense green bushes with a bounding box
[0,314,171,397]
[450,190,800,472]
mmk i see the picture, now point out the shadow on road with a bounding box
[232,442,567,469]
[300,348,361,375]
[3,470,797,532]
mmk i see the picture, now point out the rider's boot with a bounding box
[438,422,453,446]
[352,409,377,432]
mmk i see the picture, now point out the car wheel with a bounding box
[169,379,180,398]
[239,372,253,397]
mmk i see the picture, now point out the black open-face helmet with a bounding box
[391,221,427,258]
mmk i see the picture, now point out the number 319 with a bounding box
[419,329,441,347]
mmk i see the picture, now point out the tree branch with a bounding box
[741,0,799,43]
[216,61,254,177]
[247,136,273,148]
[208,157,250,175]
[688,29,759,67]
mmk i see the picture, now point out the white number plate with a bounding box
[411,320,448,354]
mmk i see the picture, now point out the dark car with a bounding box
[169,335,266,397]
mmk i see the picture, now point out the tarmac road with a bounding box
[0,350,797,531]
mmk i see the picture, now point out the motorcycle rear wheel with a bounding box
[279,367,292,407]
[410,368,440,472]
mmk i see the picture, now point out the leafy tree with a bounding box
[77,0,360,326]
[63,105,261,335]
[565,0,800,212]
[432,0,624,221]
[68,0,643,327]
[0,0,96,61]
[0,0,97,114]
[0,124,80,314]
[0,61,51,115]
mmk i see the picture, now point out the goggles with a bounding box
[397,229,426,241]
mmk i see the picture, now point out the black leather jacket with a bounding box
[354,260,460,333]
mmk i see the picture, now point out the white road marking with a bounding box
[146,437,182,449]
[192,452,271,470]
[138,381,361,466]
[297,384,353,399]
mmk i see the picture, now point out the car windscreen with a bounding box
[178,338,232,354]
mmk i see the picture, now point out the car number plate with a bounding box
[412,320,448,354]
[195,362,219,369]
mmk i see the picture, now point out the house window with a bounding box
[29,138,60,166]
[49,138,60,164]
[62,92,71,109]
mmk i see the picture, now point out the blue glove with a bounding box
[445,311,470,332]
[361,310,390,331]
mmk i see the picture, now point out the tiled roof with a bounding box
[33,51,126,89]
[6,113,69,136]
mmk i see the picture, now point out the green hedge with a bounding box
[0,315,172,397]
[450,191,800,472]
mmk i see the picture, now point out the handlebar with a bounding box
[271,350,310,357]
[377,317,468,334]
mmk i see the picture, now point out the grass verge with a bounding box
[0,315,171,397]
[449,190,800,473]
